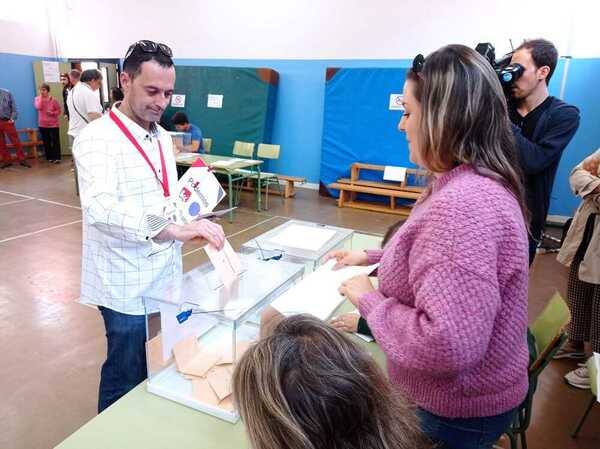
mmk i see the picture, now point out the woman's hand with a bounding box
[338,274,375,307]
[323,250,369,270]
[330,313,360,333]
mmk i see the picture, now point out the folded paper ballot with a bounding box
[175,159,226,224]
[173,335,221,378]
[204,240,243,290]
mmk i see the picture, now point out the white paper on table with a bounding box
[176,152,200,162]
[210,158,244,168]
[204,240,243,289]
[267,224,337,252]
[176,166,226,223]
[594,352,600,402]
[271,259,379,320]
[207,94,223,109]
[383,166,407,182]
[159,302,218,361]
[42,61,60,82]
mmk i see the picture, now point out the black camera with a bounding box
[475,43,524,87]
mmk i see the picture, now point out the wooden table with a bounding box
[176,153,264,222]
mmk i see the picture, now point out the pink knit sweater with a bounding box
[359,164,529,418]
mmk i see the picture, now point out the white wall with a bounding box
[1,2,56,57]
[44,0,600,60]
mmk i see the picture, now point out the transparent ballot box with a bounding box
[168,131,192,152]
[143,253,305,422]
[241,219,354,273]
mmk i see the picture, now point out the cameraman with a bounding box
[508,39,580,265]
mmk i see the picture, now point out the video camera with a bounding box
[475,43,524,88]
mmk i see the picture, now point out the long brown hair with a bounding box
[232,315,429,449]
[407,44,528,221]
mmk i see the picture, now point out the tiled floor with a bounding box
[0,158,598,449]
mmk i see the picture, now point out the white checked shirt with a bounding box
[73,104,182,315]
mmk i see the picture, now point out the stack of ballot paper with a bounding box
[271,259,378,320]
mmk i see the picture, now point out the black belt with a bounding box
[0,118,10,121]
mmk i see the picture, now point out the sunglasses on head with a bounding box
[124,40,173,62]
[412,54,425,73]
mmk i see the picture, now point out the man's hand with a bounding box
[156,219,225,249]
[582,154,600,175]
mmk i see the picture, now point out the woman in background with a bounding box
[233,314,429,449]
[34,83,62,163]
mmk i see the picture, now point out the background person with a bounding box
[34,83,62,163]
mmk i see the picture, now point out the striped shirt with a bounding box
[73,103,182,315]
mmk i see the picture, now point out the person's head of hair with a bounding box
[172,112,191,132]
[110,86,124,102]
[80,69,102,83]
[119,41,176,126]
[122,41,174,80]
[401,44,527,220]
[60,73,71,87]
[39,83,50,94]
[515,39,558,85]
[232,314,428,449]
[68,69,81,84]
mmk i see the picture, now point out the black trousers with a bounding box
[39,127,61,161]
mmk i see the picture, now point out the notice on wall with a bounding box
[171,94,186,108]
[383,166,407,182]
[42,61,60,83]
[207,94,223,109]
[389,93,404,111]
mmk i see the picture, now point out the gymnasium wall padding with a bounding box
[162,66,278,156]
[319,67,412,197]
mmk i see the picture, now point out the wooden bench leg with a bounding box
[284,180,296,198]
[338,189,346,207]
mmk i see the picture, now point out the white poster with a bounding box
[383,166,407,182]
[207,94,223,109]
[171,94,186,108]
[42,61,60,83]
[389,93,404,111]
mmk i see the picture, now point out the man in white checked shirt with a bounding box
[73,40,225,413]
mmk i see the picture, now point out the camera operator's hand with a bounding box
[155,220,225,249]
[582,154,600,176]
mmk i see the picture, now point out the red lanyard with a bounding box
[109,110,170,198]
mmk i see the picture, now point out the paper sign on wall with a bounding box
[207,94,223,109]
[42,61,60,83]
[171,94,186,108]
[389,94,404,111]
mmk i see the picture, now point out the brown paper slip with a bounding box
[192,378,220,406]
[207,365,233,400]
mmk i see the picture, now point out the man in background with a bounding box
[508,38,580,265]
[67,69,103,146]
[0,87,30,169]
[172,111,204,153]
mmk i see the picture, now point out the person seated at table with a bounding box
[232,314,430,449]
[324,44,530,449]
[171,111,204,153]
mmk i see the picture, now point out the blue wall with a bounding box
[3,52,599,217]
[0,52,44,131]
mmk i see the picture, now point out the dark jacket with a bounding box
[512,97,580,239]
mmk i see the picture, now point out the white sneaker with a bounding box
[565,366,591,389]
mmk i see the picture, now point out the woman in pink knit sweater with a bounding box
[327,45,530,449]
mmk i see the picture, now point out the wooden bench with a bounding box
[241,174,306,199]
[5,128,42,159]
[328,162,427,216]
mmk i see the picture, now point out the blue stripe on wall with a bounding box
[0,53,52,131]
[4,53,598,217]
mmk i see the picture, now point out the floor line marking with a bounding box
[0,220,82,244]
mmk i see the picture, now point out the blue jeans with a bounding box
[98,307,147,413]
[417,407,517,449]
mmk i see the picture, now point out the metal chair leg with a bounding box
[571,396,596,438]
[507,432,518,449]
[521,430,527,449]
